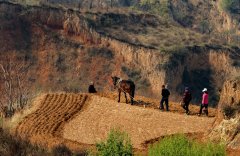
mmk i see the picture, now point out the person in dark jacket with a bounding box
[88,82,97,93]
[159,85,170,111]
[182,87,192,115]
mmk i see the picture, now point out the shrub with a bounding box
[137,0,170,17]
[0,128,48,155]
[96,129,133,156]
[220,0,239,14]
[222,105,237,119]
[52,145,73,156]
[148,134,226,156]
[87,47,114,59]
[199,20,211,34]
[56,53,68,72]
[122,66,141,81]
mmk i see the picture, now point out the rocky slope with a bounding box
[7,0,240,34]
[0,1,239,107]
[209,78,240,149]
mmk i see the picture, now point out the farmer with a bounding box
[198,88,209,116]
[88,82,97,93]
[159,85,170,111]
[182,87,192,115]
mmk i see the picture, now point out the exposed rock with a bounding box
[0,1,239,105]
[209,79,240,149]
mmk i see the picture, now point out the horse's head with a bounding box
[111,76,120,89]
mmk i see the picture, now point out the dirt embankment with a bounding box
[170,0,240,34]
[209,78,240,150]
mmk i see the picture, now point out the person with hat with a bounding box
[198,88,209,116]
[88,81,97,93]
[182,87,192,115]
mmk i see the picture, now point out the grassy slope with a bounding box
[5,0,239,50]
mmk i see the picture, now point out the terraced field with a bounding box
[15,92,215,151]
[63,95,215,149]
[15,93,90,150]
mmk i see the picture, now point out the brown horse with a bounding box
[111,76,135,105]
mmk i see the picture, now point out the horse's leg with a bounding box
[130,95,134,105]
[124,92,128,104]
[118,90,121,103]
[131,89,135,105]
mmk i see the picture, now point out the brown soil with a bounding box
[98,92,216,117]
[14,92,217,153]
[15,93,93,151]
[63,95,214,149]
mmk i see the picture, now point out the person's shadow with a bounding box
[133,100,152,107]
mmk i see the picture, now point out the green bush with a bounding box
[96,129,133,156]
[220,0,239,14]
[137,0,170,17]
[148,135,226,156]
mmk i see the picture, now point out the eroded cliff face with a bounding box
[8,0,137,8]
[170,0,240,34]
[155,46,240,104]
[0,2,239,104]
[209,79,240,149]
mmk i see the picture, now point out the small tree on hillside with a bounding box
[220,0,239,14]
[199,20,211,34]
[0,53,32,117]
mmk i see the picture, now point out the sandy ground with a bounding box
[63,95,215,149]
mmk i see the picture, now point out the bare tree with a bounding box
[0,53,31,117]
[0,61,14,115]
[89,0,93,9]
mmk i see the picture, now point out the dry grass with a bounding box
[99,19,207,50]
[6,94,46,130]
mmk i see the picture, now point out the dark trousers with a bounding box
[199,104,208,116]
[160,98,169,111]
[182,102,190,113]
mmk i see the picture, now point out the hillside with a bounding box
[0,1,239,109]
[0,0,239,154]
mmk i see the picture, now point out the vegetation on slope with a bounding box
[95,129,133,156]
[0,128,48,155]
[220,0,240,14]
[148,135,226,156]
[137,0,170,17]
[0,127,87,155]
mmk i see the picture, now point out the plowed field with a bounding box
[15,93,91,150]
[15,92,215,151]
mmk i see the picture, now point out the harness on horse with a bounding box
[116,78,122,88]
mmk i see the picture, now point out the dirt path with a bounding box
[63,95,215,149]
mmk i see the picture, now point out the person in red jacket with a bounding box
[182,87,192,115]
[199,88,209,116]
